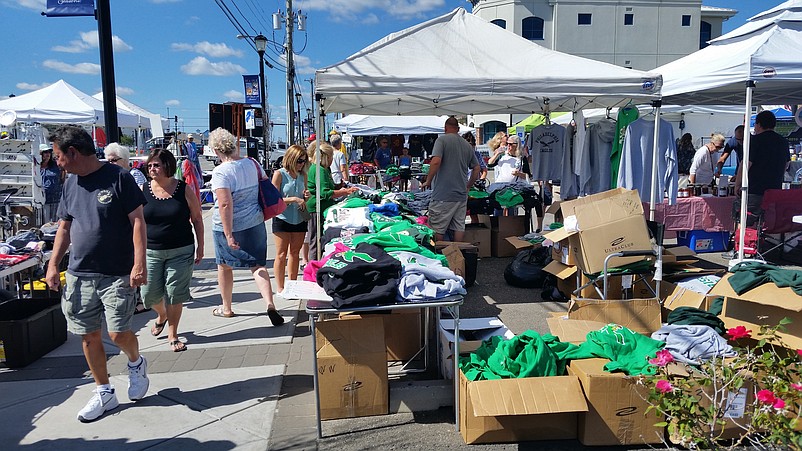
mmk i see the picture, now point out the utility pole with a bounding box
[285,0,296,145]
[96,0,119,143]
[307,78,315,134]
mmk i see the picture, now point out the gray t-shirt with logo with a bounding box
[431,133,478,202]
[58,163,146,276]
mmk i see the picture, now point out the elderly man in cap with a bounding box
[39,143,64,223]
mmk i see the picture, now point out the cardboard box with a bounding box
[546,313,607,343]
[490,215,530,257]
[382,310,422,361]
[568,359,664,446]
[459,371,588,444]
[438,317,514,379]
[436,241,478,287]
[440,243,466,282]
[315,316,389,420]
[544,261,578,296]
[568,297,662,335]
[544,188,652,274]
[463,214,491,257]
[551,239,577,266]
[711,273,802,349]
[545,261,671,301]
[545,201,564,223]
[505,236,540,252]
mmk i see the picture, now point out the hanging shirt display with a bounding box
[525,124,565,181]
[559,121,580,199]
[579,118,616,195]
[610,106,640,188]
[617,117,679,204]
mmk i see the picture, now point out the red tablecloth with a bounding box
[644,196,735,232]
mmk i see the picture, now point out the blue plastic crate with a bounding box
[677,230,730,253]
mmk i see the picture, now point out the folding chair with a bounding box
[574,221,663,300]
[755,189,802,261]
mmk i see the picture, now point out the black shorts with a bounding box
[272,217,308,234]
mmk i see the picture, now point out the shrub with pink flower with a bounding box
[791,383,802,391]
[649,349,675,367]
[757,389,777,404]
[726,325,752,340]
[655,379,674,393]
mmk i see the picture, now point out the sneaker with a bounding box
[127,356,150,401]
[275,290,285,298]
[77,387,119,423]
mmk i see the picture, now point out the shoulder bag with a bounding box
[249,158,286,221]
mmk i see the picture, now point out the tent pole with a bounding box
[736,81,755,262]
[316,95,323,260]
[649,100,662,221]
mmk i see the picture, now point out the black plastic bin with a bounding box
[0,298,67,368]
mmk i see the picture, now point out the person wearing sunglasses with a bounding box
[271,145,310,297]
[105,143,147,187]
[689,133,725,186]
[140,149,204,352]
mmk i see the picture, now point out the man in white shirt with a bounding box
[329,134,348,188]
[689,133,725,186]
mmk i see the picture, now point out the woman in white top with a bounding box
[689,133,725,186]
[488,135,526,183]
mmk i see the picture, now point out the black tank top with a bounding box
[143,180,194,250]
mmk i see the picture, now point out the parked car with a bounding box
[268,141,288,169]
[203,137,267,166]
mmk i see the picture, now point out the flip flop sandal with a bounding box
[267,308,285,326]
[212,306,235,318]
[169,340,187,352]
[151,320,167,337]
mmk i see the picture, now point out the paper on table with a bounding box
[283,280,333,301]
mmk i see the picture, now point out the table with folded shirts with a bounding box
[301,286,463,439]
[643,195,736,233]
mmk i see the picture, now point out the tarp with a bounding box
[508,112,569,134]
[315,8,662,116]
[0,79,141,127]
[341,115,473,136]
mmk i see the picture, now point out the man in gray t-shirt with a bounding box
[422,117,479,241]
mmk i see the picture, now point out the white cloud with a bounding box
[180,57,245,76]
[165,99,180,106]
[2,0,44,11]
[303,0,445,21]
[52,31,132,53]
[116,86,135,96]
[281,54,317,75]
[42,60,101,75]
[171,41,243,58]
[16,82,52,91]
[361,14,380,25]
[223,90,243,101]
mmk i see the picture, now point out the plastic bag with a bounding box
[503,246,551,288]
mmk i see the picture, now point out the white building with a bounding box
[468,0,737,141]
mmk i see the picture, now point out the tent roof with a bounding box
[316,8,661,115]
[0,80,140,127]
[338,115,472,136]
[92,93,152,129]
[656,7,802,105]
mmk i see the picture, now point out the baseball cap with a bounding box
[308,133,316,142]
[39,143,53,152]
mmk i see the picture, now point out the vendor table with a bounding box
[644,195,736,232]
[0,252,50,296]
[306,295,463,439]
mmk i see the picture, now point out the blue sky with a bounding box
[0,0,774,141]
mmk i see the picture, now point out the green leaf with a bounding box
[654,421,668,427]
[780,317,793,326]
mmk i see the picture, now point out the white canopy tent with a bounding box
[315,8,662,116]
[338,115,474,136]
[0,80,141,128]
[92,93,160,136]
[655,0,802,261]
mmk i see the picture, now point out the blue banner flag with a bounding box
[243,75,261,105]
[45,0,95,17]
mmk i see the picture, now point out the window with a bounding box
[522,16,544,40]
[681,15,691,27]
[624,13,634,26]
[578,13,592,25]
[491,19,506,29]
[700,21,712,48]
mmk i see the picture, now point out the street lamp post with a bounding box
[254,34,269,168]
[294,92,303,143]
[306,108,312,136]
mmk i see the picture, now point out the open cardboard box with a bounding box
[544,188,653,274]
[490,215,530,257]
[439,317,514,379]
[546,312,608,344]
[568,358,665,446]
[568,296,662,335]
[710,273,802,349]
[459,371,588,444]
[463,214,491,257]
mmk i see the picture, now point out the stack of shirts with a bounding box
[316,243,402,308]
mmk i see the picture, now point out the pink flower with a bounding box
[726,326,752,340]
[757,389,777,404]
[797,349,802,358]
[656,380,674,394]
[774,398,786,409]
[649,349,675,367]
[791,383,802,391]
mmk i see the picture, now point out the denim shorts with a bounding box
[62,273,136,335]
[213,223,267,268]
[141,244,195,307]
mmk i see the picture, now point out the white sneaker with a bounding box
[275,290,285,298]
[127,356,149,401]
[77,387,119,423]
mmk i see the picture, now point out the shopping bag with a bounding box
[249,158,286,221]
